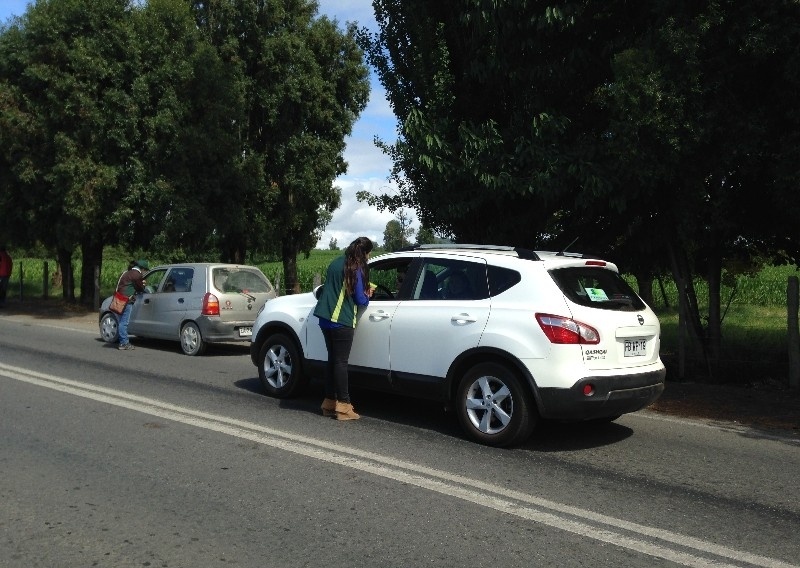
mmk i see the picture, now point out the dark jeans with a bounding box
[321,326,355,403]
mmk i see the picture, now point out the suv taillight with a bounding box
[536,313,600,344]
[202,293,220,316]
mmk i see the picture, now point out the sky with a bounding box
[0,0,406,250]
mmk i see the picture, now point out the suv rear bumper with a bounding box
[536,369,666,421]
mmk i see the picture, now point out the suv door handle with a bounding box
[451,314,477,324]
[369,311,391,321]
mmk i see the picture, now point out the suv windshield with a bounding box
[550,267,645,311]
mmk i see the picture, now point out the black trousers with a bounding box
[321,326,355,403]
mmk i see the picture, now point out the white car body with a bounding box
[251,245,665,446]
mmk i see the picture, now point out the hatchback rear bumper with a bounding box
[536,369,666,421]
[197,317,254,343]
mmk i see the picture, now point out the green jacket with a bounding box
[313,255,368,328]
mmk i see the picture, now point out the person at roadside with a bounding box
[116,259,149,350]
[0,245,12,308]
[313,237,374,420]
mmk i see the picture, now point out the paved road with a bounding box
[1,314,798,567]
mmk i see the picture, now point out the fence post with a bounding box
[313,272,321,289]
[18,262,24,301]
[43,261,49,299]
[94,265,101,310]
[677,277,686,381]
[788,276,799,390]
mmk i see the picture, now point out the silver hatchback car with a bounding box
[99,263,276,355]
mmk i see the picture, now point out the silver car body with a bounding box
[99,263,275,355]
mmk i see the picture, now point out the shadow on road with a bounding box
[234,377,634,450]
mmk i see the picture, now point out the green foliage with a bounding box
[1,0,369,301]
[357,0,625,244]
[358,0,800,381]
[415,226,436,246]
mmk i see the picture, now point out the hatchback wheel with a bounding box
[258,333,305,398]
[99,312,119,343]
[455,362,536,447]
[180,321,207,356]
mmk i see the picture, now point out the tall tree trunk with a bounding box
[667,243,706,346]
[80,236,104,305]
[223,242,246,264]
[281,236,300,295]
[706,250,723,381]
[634,272,654,307]
[56,247,74,302]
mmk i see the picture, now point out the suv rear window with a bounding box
[550,267,645,311]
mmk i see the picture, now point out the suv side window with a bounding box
[487,266,521,297]
[550,267,646,311]
[368,258,415,300]
[411,259,489,301]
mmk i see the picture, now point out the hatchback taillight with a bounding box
[202,293,220,316]
[536,313,600,344]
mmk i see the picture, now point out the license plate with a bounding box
[624,339,646,357]
[238,327,252,337]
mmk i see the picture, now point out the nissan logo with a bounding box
[637,315,644,325]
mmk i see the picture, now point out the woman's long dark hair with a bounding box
[344,237,373,296]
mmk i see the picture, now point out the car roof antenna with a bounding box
[557,237,579,256]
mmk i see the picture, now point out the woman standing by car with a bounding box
[313,237,374,420]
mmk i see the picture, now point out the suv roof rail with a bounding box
[409,243,541,261]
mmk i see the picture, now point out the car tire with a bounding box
[99,312,119,343]
[455,362,536,447]
[258,333,306,398]
[180,321,207,356]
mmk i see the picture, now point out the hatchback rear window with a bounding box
[550,267,645,311]
[214,268,273,294]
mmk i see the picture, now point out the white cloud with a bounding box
[314,0,408,249]
[320,177,411,250]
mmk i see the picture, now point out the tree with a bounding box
[0,0,138,302]
[328,237,338,250]
[383,210,415,251]
[193,2,369,293]
[359,0,800,381]
[357,0,640,245]
[382,220,403,252]
[0,0,247,302]
[129,0,256,263]
[594,0,800,375]
[415,226,436,246]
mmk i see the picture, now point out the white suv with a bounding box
[250,245,665,446]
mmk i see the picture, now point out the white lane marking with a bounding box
[1,362,796,568]
[0,316,97,334]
